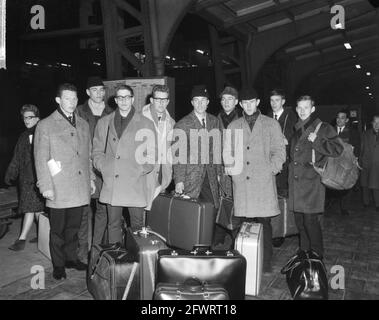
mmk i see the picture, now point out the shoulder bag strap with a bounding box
[311,122,323,165]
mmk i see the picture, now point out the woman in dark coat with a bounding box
[288,96,343,258]
[5,105,45,251]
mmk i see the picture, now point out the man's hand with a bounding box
[42,190,54,201]
[90,180,96,195]
[175,182,184,194]
[308,132,317,143]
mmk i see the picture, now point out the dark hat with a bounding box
[239,87,259,101]
[220,86,238,99]
[86,76,104,89]
[191,85,210,99]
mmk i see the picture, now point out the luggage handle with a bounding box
[175,278,213,300]
[121,262,139,300]
[134,226,167,243]
[89,243,123,279]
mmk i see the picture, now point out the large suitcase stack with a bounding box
[147,193,215,250]
[125,227,168,300]
[234,222,263,296]
[87,244,140,300]
[155,246,246,300]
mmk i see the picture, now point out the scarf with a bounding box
[220,108,238,129]
[114,106,135,139]
[243,110,260,131]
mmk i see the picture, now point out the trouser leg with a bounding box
[49,208,66,268]
[372,189,379,207]
[63,206,83,262]
[294,212,310,252]
[362,187,371,206]
[255,217,273,270]
[303,213,324,258]
[107,205,123,244]
[77,204,90,261]
[92,200,108,245]
[128,207,145,231]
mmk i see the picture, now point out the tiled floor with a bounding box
[1,189,379,300]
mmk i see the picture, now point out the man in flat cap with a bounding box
[173,85,222,245]
[223,87,286,273]
[76,76,113,263]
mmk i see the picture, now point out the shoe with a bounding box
[65,260,87,271]
[29,236,38,243]
[8,240,26,251]
[53,267,67,280]
[341,209,350,216]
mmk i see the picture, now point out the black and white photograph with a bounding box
[0,0,379,305]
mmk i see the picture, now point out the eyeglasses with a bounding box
[153,97,169,104]
[116,95,133,101]
[23,116,37,121]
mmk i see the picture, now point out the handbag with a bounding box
[281,250,328,300]
[216,183,241,231]
[154,277,229,300]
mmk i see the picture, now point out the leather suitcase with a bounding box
[38,213,51,260]
[234,222,263,296]
[125,227,168,300]
[147,193,215,250]
[156,246,246,300]
[154,278,229,300]
[87,244,139,300]
[271,197,298,239]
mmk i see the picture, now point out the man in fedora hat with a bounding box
[76,76,113,263]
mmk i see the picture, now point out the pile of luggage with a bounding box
[87,193,329,300]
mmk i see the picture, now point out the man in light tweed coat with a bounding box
[34,83,95,280]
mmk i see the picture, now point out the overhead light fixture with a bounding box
[196,49,204,55]
[366,86,370,90]
[369,93,373,95]
[367,72,371,76]
[355,65,361,69]
[344,43,352,50]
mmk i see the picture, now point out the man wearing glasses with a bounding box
[76,77,113,263]
[92,84,156,244]
[142,85,175,211]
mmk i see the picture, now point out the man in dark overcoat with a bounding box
[288,95,343,258]
[76,77,113,262]
[360,115,379,211]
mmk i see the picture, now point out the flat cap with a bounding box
[239,87,259,101]
[191,85,210,99]
[220,86,238,99]
[87,76,104,89]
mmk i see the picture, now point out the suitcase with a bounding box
[147,193,216,250]
[38,213,51,260]
[271,196,298,239]
[87,244,140,300]
[125,227,168,300]
[234,222,263,296]
[156,246,246,300]
[154,278,229,300]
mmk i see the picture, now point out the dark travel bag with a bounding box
[281,250,328,300]
[154,277,229,300]
[87,243,139,300]
[125,227,168,300]
[147,193,215,250]
[156,246,246,300]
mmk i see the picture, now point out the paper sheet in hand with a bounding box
[47,159,62,177]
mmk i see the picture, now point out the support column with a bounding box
[209,25,226,95]
[100,0,122,79]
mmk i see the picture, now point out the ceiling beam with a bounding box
[20,25,103,40]
[193,0,230,12]
[224,0,313,28]
[112,0,142,23]
[117,26,143,40]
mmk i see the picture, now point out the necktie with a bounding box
[68,115,73,124]
[338,127,342,135]
[202,118,206,128]
[158,116,161,122]
[274,114,278,120]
